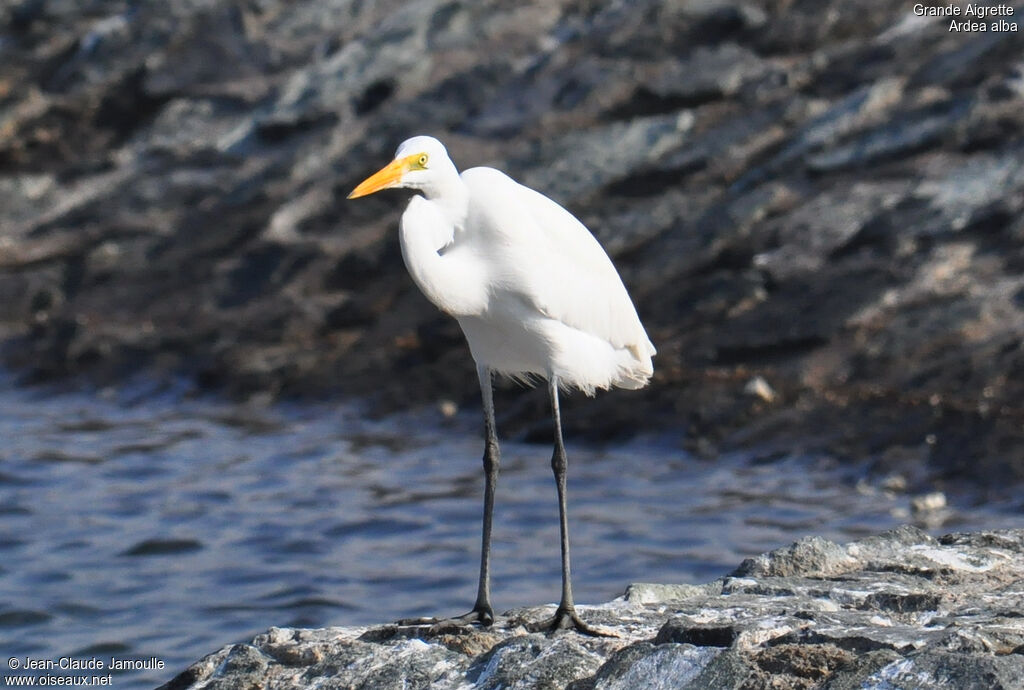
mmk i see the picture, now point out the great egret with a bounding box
[348,136,655,635]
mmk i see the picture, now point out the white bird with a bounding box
[348,136,655,634]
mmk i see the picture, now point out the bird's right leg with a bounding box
[397,365,500,630]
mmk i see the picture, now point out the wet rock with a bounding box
[575,642,722,690]
[466,635,605,690]
[161,528,1024,690]
[1,0,1024,491]
[861,651,1024,690]
[732,534,858,578]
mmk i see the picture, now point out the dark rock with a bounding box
[574,642,723,690]
[466,635,604,689]
[609,43,768,117]
[821,649,903,690]
[862,651,1024,690]
[805,99,972,172]
[655,622,737,648]
[755,643,854,682]
[161,528,1024,689]
[1,0,1024,493]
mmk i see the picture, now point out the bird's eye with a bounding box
[418,154,429,167]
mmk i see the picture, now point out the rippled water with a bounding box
[2,378,1023,689]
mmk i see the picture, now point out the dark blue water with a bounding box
[1,379,1022,689]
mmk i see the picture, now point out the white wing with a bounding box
[461,167,655,359]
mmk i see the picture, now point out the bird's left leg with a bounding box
[467,363,500,624]
[396,365,500,631]
[527,377,611,637]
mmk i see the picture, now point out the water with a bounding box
[1,379,1022,689]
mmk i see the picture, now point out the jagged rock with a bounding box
[160,528,1024,690]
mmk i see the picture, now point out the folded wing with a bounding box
[462,168,656,363]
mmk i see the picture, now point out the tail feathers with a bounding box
[613,339,655,390]
[547,329,656,396]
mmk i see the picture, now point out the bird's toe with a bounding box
[395,606,495,633]
[526,607,618,638]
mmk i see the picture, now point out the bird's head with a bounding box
[348,136,454,199]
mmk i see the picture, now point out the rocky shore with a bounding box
[158,526,1024,689]
[2,1,1024,487]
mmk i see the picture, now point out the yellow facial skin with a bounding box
[348,153,429,199]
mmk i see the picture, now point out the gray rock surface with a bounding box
[2,1,1024,487]
[158,527,1024,689]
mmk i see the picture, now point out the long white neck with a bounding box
[419,166,469,242]
[399,192,486,317]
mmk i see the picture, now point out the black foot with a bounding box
[526,607,617,637]
[396,606,495,633]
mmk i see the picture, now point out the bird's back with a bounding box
[458,167,655,393]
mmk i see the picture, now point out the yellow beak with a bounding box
[347,155,415,199]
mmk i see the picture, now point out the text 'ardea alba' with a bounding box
[348,136,655,634]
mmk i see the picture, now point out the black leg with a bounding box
[471,365,500,624]
[528,377,611,637]
[551,377,576,619]
[396,365,499,630]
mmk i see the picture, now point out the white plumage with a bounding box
[348,135,654,635]
[359,136,655,393]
